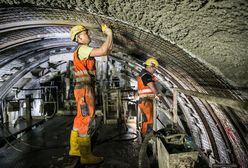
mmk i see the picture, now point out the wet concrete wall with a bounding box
[1,0,248,89]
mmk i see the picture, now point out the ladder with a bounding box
[102,88,122,124]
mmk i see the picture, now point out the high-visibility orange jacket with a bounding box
[137,69,156,137]
[72,47,96,136]
[137,70,156,98]
[73,49,96,88]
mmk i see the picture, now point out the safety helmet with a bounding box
[144,58,159,68]
[70,25,87,41]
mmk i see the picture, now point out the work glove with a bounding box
[101,24,112,36]
[155,94,162,102]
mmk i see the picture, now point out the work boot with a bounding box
[69,130,80,156]
[78,137,103,165]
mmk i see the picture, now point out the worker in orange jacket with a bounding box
[69,24,113,165]
[137,58,161,138]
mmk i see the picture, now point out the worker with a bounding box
[69,24,113,165]
[137,58,161,138]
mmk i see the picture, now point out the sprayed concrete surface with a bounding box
[0,0,248,89]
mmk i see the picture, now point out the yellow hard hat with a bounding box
[144,58,159,68]
[70,25,87,41]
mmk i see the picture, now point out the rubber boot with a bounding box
[78,137,103,165]
[69,130,80,156]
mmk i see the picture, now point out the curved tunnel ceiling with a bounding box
[0,3,248,168]
[1,0,247,92]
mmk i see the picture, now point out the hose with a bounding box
[44,102,57,119]
[96,131,138,145]
[0,124,23,152]
[0,122,66,152]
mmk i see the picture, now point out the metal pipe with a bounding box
[175,88,248,113]
[153,100,158,132]
[212,163,237,168]
[172,91,178,124]
[138,131,154,168]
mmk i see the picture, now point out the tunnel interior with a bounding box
[0,2,248,168]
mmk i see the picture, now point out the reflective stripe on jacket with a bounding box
[73,48,96,86]
[137,71,156,97]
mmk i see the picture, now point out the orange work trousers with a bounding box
[138,98,154,137]
[73,86,95,136]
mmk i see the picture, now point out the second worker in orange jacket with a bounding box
[137,58,161,138]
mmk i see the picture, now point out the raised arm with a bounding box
[90,26,113,57]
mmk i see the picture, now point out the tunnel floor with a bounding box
[0,116,141,168]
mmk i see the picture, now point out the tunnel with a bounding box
[0,1,247,168]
